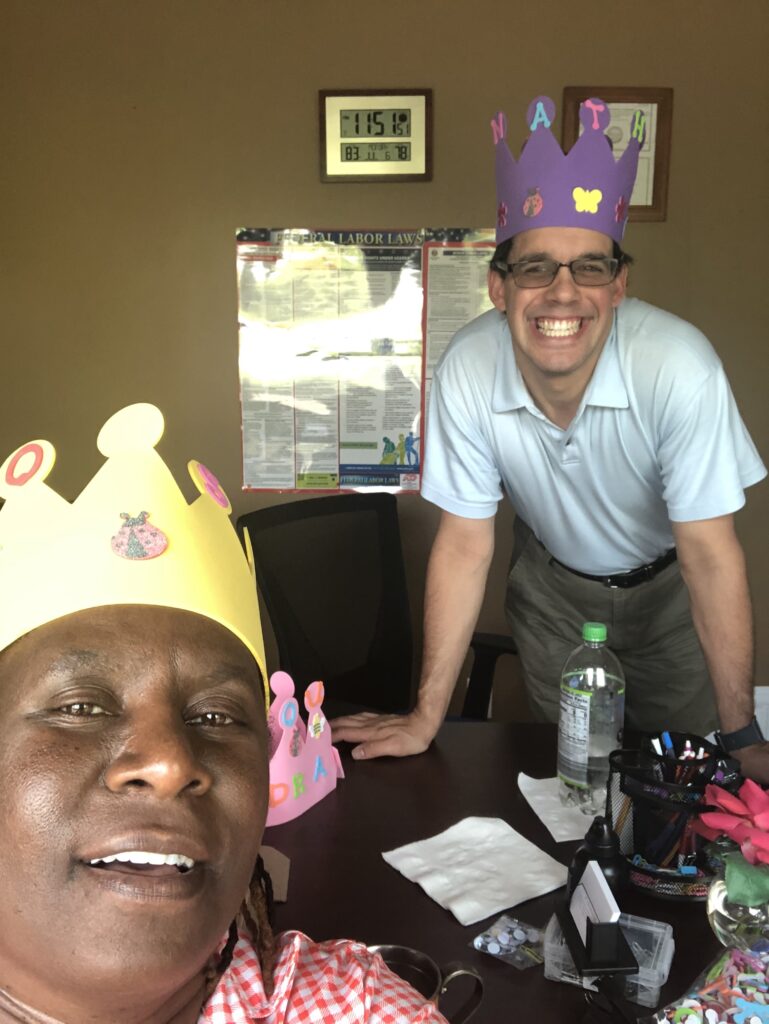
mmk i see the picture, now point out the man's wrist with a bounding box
[412,689,451,736]
[716,715,765,753]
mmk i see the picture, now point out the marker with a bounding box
[661,731,675,757]
[651,737,663,756]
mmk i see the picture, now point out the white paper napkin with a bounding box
[382,816,567,926]
[517,773,592,843]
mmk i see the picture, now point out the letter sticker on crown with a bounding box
[492,94,646,244]
[266,671,345,827]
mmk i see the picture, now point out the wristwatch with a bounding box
[715,715,765,753]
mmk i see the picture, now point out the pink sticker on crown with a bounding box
[5,443,45,487]
[579,98,611,133]
[490,111,507,145]
[111,511,169,560]
[615,195,629,223]
[522,188,543,218]
[497,201,508,228]
[189,460,231,512]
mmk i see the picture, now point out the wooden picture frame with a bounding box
[319,89,433,183]
[562,87,673,222]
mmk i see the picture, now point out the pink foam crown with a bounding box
[266,671,345,827]
[493,95,647,245]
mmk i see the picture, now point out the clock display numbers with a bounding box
[341,142,412,163]
[340,108,411,139]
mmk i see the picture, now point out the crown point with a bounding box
[270,670,296,701]
[97,404,164,458]
[490,111,507,145]
[629,108,647,148]
[0,440,56,495]
[526,96,556,132]
[579,97,611,133]
[188,460,232,513]
[305,680,325,712]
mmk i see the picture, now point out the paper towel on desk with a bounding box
[382,816,567,926]
[517,773,591,843]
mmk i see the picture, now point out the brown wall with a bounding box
[1,1,767,716]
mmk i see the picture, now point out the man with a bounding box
[333,95,769,782]
[0,403,445,1023]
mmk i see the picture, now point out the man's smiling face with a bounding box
[489,226,627,394]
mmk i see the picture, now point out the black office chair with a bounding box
[237,492,516,718]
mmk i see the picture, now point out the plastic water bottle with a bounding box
[557,622,625,815]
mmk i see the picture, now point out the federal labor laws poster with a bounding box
[236,227,494,493]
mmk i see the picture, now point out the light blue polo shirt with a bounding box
[422,298,766,574]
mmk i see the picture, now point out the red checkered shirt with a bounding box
[200,930,449,1024]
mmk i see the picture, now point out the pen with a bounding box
[651,736,663,756]
[661,731,675,758]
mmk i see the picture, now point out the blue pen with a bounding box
[661,731,675,758]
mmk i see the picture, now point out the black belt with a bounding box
[551,548,677,589]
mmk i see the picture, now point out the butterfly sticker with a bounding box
[572,187,603,214]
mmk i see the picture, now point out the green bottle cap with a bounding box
[582,622,607,643]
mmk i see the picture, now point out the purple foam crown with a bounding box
[493,95,646,245]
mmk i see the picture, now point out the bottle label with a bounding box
[558,687,591,788]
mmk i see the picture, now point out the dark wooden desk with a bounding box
[265,722,718,1022]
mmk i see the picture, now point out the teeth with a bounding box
[88,851,195,869]
[536,318,581,337]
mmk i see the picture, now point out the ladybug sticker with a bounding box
[111,511,168,560]
[522,188,543,219]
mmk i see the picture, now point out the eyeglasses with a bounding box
[494,256,622,289]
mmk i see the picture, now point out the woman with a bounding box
[0,404,446,1024]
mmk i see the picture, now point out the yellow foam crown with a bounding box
[0,404,266,686]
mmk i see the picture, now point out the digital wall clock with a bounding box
[319,89,433,183]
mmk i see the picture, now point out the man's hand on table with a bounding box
[331,707,440,760]
[734,742,769,785]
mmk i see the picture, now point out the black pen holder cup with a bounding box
[605,733,740,902]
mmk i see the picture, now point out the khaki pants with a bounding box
[505,518,718,735]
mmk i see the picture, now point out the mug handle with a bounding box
[438,961,484,1024]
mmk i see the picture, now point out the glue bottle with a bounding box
[557,622,625,815]
[566,816,628,897]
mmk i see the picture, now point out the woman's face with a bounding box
[0,604,268,1020]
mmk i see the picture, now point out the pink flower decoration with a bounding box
[699,780,769,865]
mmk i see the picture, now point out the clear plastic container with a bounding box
[543,912,674,1008]
[558,621,625,815]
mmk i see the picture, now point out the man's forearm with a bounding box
[415,513,496,730]
[674,517,755,731]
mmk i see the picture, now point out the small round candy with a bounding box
[487,941,501,955]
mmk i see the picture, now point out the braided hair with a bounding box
[203,852,277,1002]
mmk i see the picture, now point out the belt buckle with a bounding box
[606,564,653,589]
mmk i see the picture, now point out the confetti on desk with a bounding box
[647,946,769,1023]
